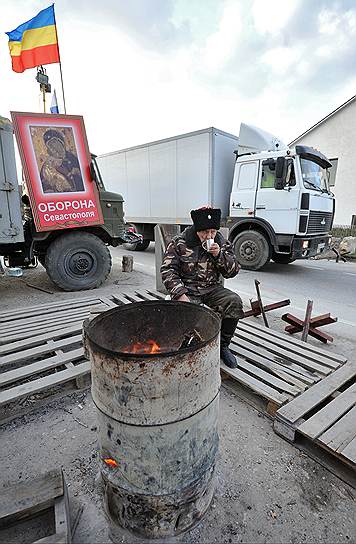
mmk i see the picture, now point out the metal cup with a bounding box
[202,239,214,251]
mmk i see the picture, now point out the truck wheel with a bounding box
[45,232,112,291]
[272,252,295,264]
[124,239,150,251]
[234,230,270,270]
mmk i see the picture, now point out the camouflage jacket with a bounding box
[160,226,240,299]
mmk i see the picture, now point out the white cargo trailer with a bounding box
[97,127,239,249]
[98,124,335,270]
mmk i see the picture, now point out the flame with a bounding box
[103,458,118,468]
[123,339,161,354]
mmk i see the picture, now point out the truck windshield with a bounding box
[300,158,329,193]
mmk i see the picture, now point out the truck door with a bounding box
[230,160,259,218]
[255,158,299,234]
[0,118,24,244]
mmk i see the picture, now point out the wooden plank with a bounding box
[0,301,103,332]
[277,361,356,423]
[318,405,356,453]
[236,322,340,369]
[0,303,98,336]
[233,328,332,375]
[298,383,356,439]
[112,293,131,305]
[136,290,160,301]
[54,471,71,544]
[0,470,63,525]
[0,296,102,323]
[0,348,84,386]
[242,320,346,364]
[341,436,356,465]
[232,335,322,381]
[122,292,144,303]
[227,351,300,395]
[146,289,165,300]
[98,296,118,309]
[0,319,85,345]
[220,363,290,405]
[0,325,83,356]
[0,308,91,335]
[0,361,91,406]
[0,335,82,368]
[229,340,309,390]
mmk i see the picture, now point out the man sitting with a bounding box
[160,206,243,368]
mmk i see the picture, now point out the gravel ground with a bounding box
[1,258,355,543]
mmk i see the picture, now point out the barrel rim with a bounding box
[86,300,220,359]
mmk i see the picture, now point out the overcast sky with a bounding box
[1,0,356,155]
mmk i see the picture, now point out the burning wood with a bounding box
[123,340,161,354]
[178,329,203,350]
[122,330,203,355]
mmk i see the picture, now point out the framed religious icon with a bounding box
[11,112,104,232]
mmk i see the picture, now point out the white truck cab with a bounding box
[227,124,334,269]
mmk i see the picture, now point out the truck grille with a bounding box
[307,211,333,234]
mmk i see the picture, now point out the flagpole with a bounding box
[53,5,67,114]
[58,61,67,114]
[42,88,46,113]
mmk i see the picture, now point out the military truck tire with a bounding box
[233,230,270,270]
[124,239,150,251]
[272,252,295,264]
[45,232,112,291]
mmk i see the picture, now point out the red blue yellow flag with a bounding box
[6,4,60,73]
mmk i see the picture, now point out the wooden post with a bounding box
[155,224,180,294]
[255,280,269,328]
[122,255,134,273]
[302,299,313,342]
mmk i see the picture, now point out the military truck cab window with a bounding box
[300,158,329,193]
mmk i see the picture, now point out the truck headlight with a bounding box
[302,240,309,249]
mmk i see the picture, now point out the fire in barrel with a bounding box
[84,300,221,539]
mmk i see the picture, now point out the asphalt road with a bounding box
[111,244,356,341]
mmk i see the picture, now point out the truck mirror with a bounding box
[90,162,97,183]
[275,157,286,190]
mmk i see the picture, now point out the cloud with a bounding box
[1,0,356,153]
[195,0,356,99]
[61,0,191,51]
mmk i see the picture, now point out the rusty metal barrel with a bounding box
[85,300,221,540]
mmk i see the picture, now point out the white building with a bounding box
[290,95,356,226]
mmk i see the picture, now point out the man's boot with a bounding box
[220,318,239,369]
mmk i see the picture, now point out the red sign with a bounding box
[11,112,104,232]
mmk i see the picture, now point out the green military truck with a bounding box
[0,115,140,291]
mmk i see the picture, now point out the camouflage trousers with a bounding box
[189,284,244,321]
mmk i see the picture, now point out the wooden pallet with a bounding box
[222,319,346,413]
[274,361,356,473]
[0,288,348,424]
[0,469,71,543]
[0,295,117,346]
[0,297,118,423]
[125,289,347,414]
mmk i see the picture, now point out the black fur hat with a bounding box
[190,207,221,231]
